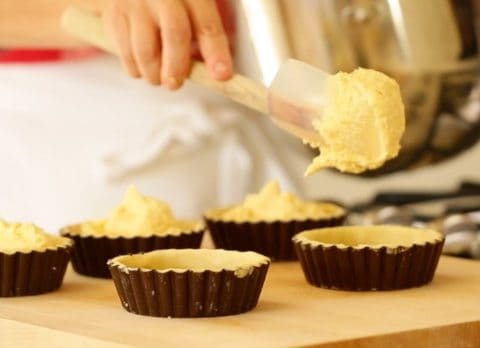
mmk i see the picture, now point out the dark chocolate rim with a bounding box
[108,255,270,318]
[61,226,205,279]
[293,235,445,291]
[204,214,346,261]
[0,244,71,297]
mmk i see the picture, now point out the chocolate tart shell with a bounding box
[0,245,71,297]
[108,256,270,318]
[61,226,204,279]
[205,215,346,261]
[294,234,445,291]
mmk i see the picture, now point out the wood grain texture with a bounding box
[304,322,480,348]
[1,256,479,348]
[1,318,127,348]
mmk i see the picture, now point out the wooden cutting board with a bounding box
[1,256,479,348]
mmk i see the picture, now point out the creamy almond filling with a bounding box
[205,181,345,223]
[71,186,203,238]
[0,220,71,254]
[305,68,405,175]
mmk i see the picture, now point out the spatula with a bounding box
[62,6,330,145]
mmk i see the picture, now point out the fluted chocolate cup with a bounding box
[0,240,72,297]
[61,225,204,279]
[108,249,270,317]
[204,207,346,261]
[293,225,445,291]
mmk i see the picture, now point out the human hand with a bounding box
[102,0,233,89]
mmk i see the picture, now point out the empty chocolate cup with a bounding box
[0,239,72,297]
[293,225,444,291]
[204,207,346,261]
[108,249,270,317]
[61,225,204,278]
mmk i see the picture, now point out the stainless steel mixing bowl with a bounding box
[238,0,480,175]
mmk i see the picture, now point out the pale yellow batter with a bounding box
[306,68,405,175]
[79,186,203,237]
[0,220,71,254]
[206,181,345,223]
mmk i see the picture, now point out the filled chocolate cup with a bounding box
[0,239,72,297]
[108,249,270,318]
[204,207,346,261]
[293,225,444,291]
[61,225,204,279]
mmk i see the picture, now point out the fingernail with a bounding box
[166,76,180,90]
[213,61,229,77]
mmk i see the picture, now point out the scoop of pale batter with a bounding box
[207,181,345,222]
[80,187,202,237]
[305,68,405,175]
[0,220,70,254]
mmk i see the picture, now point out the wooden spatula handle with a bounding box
[61,6,268,114]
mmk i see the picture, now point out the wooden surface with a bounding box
[1,256,480,348]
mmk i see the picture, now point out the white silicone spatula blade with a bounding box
[268,59,330,145]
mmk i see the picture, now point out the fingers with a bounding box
[103,1,140,78]
[149,0,192,90]
[102,0,233,88]
[130,7,162,85]
[185,0,233,80]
